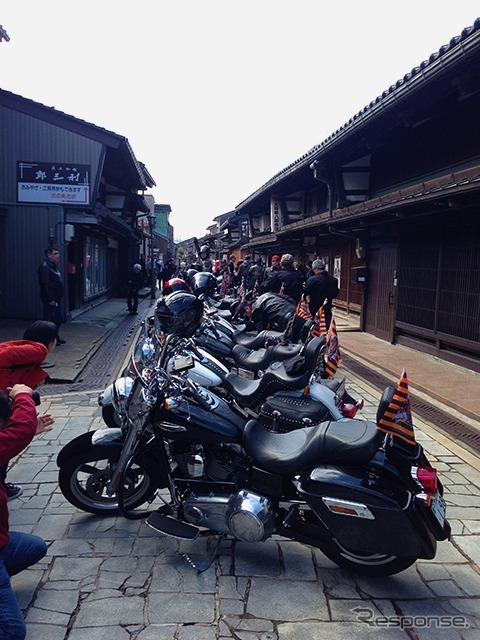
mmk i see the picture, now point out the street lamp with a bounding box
[148,212,156,300]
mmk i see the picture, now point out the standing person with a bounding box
[259,253,305,303]
[227,255,237,280]
[126,264,144,315]
[0,384,49,640]
[262,255,281,286]
[236,255,252,288]
[161,258,176,288]
[305,260,314,280]
[246,257,265,292]
[37,247,66,345]
[304,259,339,328]
[155,258,164,290]
[0,320,58,501]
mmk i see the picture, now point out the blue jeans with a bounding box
[0,532,47,640]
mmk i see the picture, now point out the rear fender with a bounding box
[56,429,123,467]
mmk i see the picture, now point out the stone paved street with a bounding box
[6,367,480,639]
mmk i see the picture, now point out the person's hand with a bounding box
[8,384,33,399]
[36,413,55,435]
[49,300,56,306]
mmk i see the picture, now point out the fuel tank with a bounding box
[155,388,245,443]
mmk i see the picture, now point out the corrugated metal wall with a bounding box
[0,105,102,320]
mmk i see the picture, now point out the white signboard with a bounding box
[17,161,91,205]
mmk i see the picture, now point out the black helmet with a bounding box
[155,292,203,338]
[199,244,210,256]
[162,277,191,297]
[190,271,218,297]
[185,268,199,285]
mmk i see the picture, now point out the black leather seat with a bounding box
[242,417,382,475]
[231,342,302,374]
[221,336,325,409]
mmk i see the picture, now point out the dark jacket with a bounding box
[38,258,64,304]
[246,262,265,290]
[260,264,305,303]
[251,292,296,332]
[126,270,144,293]
[304,271,339,317]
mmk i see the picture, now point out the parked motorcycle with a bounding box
[57,311,450,577]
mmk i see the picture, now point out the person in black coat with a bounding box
[37,247,66,344]
[304,259,339,328]
[126,264,144,315]
[259,253,305,303]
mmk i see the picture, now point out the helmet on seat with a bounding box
[190,271,218,298]
[162,277,191,297]
[185,268,199,285]
[155,292,204,338]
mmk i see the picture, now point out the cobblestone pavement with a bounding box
[6,364,480,639]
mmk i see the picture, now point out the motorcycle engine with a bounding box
[169,443,275,541]
[168,442,247,482]
[183,489,275,542]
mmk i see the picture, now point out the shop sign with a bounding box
[17,161,90,205]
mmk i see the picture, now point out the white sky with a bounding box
[1,1,479,241]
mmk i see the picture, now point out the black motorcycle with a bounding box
[57,343,450,577]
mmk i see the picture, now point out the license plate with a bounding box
[430,493,446,527]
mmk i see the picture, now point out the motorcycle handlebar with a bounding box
[180,375,211,412]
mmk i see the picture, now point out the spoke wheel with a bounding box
[58,446,155,514]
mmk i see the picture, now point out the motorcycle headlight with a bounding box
[140,337,156,365]
[111,376,135,415]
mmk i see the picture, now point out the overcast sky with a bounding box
[1,1,479,241]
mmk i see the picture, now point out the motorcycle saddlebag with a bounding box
[298,464,438,559]
[259,394,332,433]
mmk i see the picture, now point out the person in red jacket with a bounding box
[0,321,57,500]
[0,384,49,640]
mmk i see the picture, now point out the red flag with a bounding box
[238,276,246,302]
[219,272,230,297]
[324,313,342,377]
[312,305,328,337]
[376,368,416,448]
[251,279,259,302]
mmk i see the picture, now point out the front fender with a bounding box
[56,429,123,467]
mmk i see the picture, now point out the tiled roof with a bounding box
[237,18,480,210]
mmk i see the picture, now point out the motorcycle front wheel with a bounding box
[58,445,156,515]
[321,540,417,577]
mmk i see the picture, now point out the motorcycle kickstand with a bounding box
[183,533,226,573]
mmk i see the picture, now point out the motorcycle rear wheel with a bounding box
[58,445,156,515]
[322,540,418,577]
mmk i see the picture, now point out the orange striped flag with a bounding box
[312,305,328,337]
[376,368,416,448]
[295,294,313,320]
[324,313,342,376]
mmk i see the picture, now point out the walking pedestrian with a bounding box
[37,247,66,345]
[304,259,339,328]
[126,264,144,315]
[0,383,50,640]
